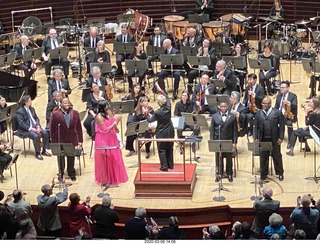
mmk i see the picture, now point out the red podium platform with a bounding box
[134,163,197,198]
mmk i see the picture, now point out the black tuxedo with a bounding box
[47,78,71,101]
[148,34,166,47]
[210,111,238,176]
[11,44,36,79]
[212,69,236,95]
[192,83,218,115]
[14,106,49,155]
[94,205,119,239]
[83,36,102,48]
[41,36,69,77]
[254,108,284,179]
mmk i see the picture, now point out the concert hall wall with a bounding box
[0,0,319,38]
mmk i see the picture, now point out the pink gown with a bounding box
[94,117,128,185]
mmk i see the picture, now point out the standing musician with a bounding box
[48,68,71,102]
[254,96,284,181]
[258,41,280,96]
[92,40,111,64]
[212,60,237,95]
[274,81,297,149]
[242,73,265,136]
[195,0,214,20]
[115,24,135,76]
[157,39,182,99]
[192,72,218,115]
[127,42,147,92]
[42,28,69,80]
[286,97,320,157]
[187,38,217,94]
[181,27,202,48]
[229,91,248,137]
[210,101,238,183]
[11,35,37,79]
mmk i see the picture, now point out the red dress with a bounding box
[94,117,128,185]
[68,202,91,237]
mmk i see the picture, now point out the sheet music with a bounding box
[309,125,320,147]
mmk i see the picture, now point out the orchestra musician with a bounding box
[11,35,37,79]
[195,0,214,20]
[192,72,218,115]
[229,91,248,137]
[307,52,320,99]
[268,0,285,38]
[242,73,265,136]
[0,141,12,179]
[125,83,145,109]
[41,28,69,80]
[274,80,297,149]
[286,97,320,156]
[187,38,217,94]
[0,95,8,135]
[127,42,147,92]
[47,68,71,102]
[84,27,103,74]
[210,101,238,183]
[181,27,202,48]
[258,41,280,96]
[254,96,284,181]
[92,40,111,64]
[45,91,62,128]
[232,43,248,94]
[212,60,237,95]
[115,24,135,76]
[157,39,183,99]
[85,66,107,90]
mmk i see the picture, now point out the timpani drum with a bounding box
[172,21,197,40]
[202,21,230,40]
[221,13,246,36]
[163,15,185,34]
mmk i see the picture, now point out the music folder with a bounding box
[208,140,233,153]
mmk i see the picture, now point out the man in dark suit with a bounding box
[50,97,83,181]
[157,38,183,99]
[85,66,107,89]
[212,60,237,95]
[181,27,202,48]
[192,72,218,115]
[83,27,103,74]
[210,101,238,182]
[251,187,280,236]
[125,207,150,240]
[41,28,69,80]
[115,24,135,75]
[11,35,37,79]
[47,68,71,102]
[196,0,214,19]
[274,80,297,149]
[229,91,248,137]
[254,96,285,181]
[242,73,265,136]
[14,95,51,160]
[45,91,62,127]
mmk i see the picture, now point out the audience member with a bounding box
[239,221,257,240]
[263,213,287,239]
[226,221,242,240]
[125,207,150,240]
[159,216,184,240]
[202,225,225,239]
[294,229,306,240]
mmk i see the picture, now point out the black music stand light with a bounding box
[50,143,75,188]
[208,139,233,202]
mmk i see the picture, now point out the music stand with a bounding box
[113,42,135,55]
[50,143,75,188]
[81,87,91,102]
[87,18,105,27]
[125,59,148,77]
[210,78,226,89]
[146,45,165,74]
[259,59,273,70]
[208,140,233,202]
[222,56,246,69]
[188,14,210,24]
[110,100,135,141]
[89,62,112,76]
[305,125,320,183]
[187,55,211,80]
[180,46,198,61]
[248,58,261,71]
[84,47,95,62]
[212,42,231,57]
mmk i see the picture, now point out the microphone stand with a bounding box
[212,125,229,202]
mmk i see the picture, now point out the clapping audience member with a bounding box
[239,222,257,240]
[263,213,287,239]
[159,216,184,240]
[226,221,242,240]
[202,225,225,239]
[15,219,36,240]
[125,207,150,240]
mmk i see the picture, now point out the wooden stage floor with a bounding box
[0,41,319,211]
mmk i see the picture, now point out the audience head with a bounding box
[208,225,222,239]
[168,216,179,228]
[262,187,273,199]
[301,194,312,207]
[101,194,112,207]
[12,189,23,203]
[69,193,80,205]
[269,213,283,226]
[270,233,280,240]
[294,229,306,240]
[41,184,53,196]
[0,190,4,201]
[240,221,252,239]
[135,207,147,218]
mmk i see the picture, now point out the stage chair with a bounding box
[299,135,312,158]
[232,148,238,177]
[75,147,86,176]
[251,149,273,176]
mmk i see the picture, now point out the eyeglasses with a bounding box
[280,87,288,89]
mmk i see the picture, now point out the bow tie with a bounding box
[222,113,227,117]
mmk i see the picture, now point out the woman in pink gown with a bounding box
[94,100,128,187]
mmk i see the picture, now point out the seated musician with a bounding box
[0,95,8,134]
[212,60,237,95]
[157,39,183,99]
[14,95,51,161]
[127,42,147,92]
[229,91,248,137]
[268,0,285,38]
[47,68,71,102]
[307,52,320,99]
[192,72,218,115]
[125,83,145,109]
[286,97,320,156]
[174,90,200,153]
[274,81,297,149]
[147,25,166,76]
[45,91,62,128]
[86,66,107,89]
[181,27,202,48]
[42,28,69,81]
[232,43,248,94]
[92,40,111,64]
[187,38,217,94]
[11,35,37,79]
[115,24,135,76]
[242,73,265,136]
[195,0,214,20]
[125,96,154,158]
[258,41,280,95]
[0,141,12,179]
[83,27,103,74]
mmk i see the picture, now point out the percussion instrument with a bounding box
[295,19,311,25]
[221,13,245,36]
[295,29,307,38]
[273,22,283,36]
[172,21,197,40]
[258,16,276,22]
[104,23,118,35]
[286,24,297,36]
[21,16,42,36]
[202,21,230,40]
[31,34,45,42]
[163,15,184,34]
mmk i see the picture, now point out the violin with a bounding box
[284,101,294,120]
[105,84,113,100]
[249,89,258,114]
[196,84,211,113]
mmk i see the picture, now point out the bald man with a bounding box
[253,96,285,181]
